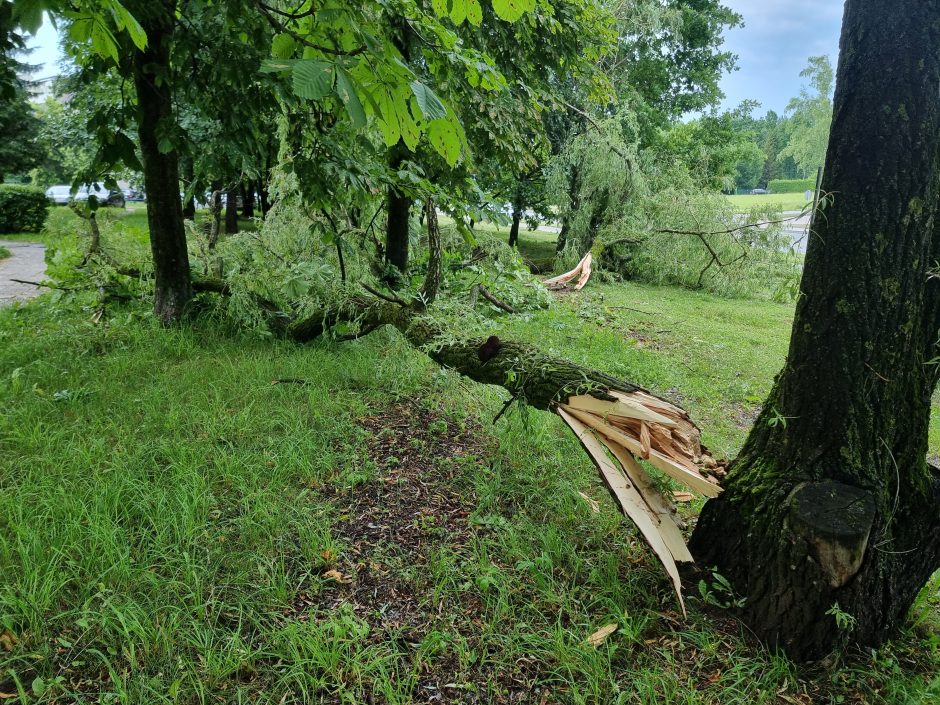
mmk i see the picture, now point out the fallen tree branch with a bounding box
[478,285,516,313]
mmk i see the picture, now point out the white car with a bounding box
[45,184,126,208]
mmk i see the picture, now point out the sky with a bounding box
[23,2,845,114]
[718,0,845,115]
[22,15,62,80]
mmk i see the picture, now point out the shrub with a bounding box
[768,178,816,194]
[0,184,49,233]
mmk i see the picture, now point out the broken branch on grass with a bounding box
[362,282,409,307]
[478,285,516,313]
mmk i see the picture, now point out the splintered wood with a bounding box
[544,252,593,291]
[556,390,726,615]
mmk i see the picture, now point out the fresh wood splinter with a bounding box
[556,386,726,614]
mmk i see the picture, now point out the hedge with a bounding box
[0,184,49,233]
[768,178,817,194]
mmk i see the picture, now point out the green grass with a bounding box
[2,271,938,702]
[725,193,814,211]
[0,246,10,260]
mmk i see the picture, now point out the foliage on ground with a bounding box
[0,246,10,260]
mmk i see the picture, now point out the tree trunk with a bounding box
[241,181,255,219]
[181,158,196,220]
[131,2,192,325]
[508,209,522,249]
[224,187,238,234]
[690,0,940,661]
[386,143,412,275]
[556,161,582,253]
[257,178,270,216]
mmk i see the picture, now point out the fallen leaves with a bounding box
[585,623,618,647]
[322,568,353,584]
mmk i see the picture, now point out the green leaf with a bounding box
[292,60,334,100]
[491,0,535,23]
[108,1,147,50]
[12,0,44,34]
[466,0,483,25]
[410,81,447,121]
[271,33,296,60]
[335,68,366,128]
[428,118,461,166]
[90,20,120,63]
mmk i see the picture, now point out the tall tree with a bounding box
[690,0,940,660]
[128,1,192,323]
[780,55,834,177]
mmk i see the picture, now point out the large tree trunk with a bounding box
[224,187,239,234]
[690,0,940,661]
[508,208,522,249]
[556,161,582,253]
[241,181,255,219]
[181,158,196,220]
[132,2,191,324]
[385,143,412,274]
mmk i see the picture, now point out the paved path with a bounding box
[0,240,46,305]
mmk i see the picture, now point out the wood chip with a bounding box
[578,491,600,513]
[322,569,352,584]
[672,491,694,503]
[585,623,618,647]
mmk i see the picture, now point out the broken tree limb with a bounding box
[544,252,593,291]
[197,279,723,612]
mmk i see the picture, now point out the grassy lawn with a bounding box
[725,192,814,211]
[1,219,938,702]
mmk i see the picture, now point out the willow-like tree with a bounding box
[690,0,940,660]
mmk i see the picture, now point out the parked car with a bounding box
[750,188,769,195]
[45,184,126,208]
[123,187,145,202]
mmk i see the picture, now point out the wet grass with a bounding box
[0,225,937,703]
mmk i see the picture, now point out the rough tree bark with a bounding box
[508,191,523,249]
[241,182,255,219]
[181,158,196,220]
[386,143,412,274]
[224,187,239,234]
[131,1,191,325]
[689,0,940,661]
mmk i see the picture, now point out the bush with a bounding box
[768,178,816,194]
[0,184,49,233]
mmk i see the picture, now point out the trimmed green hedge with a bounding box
[0,185,49,233]
[768,178,816,194]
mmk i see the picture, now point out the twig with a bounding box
[362,282,409,306]
[271,378,311,386]
[334,323,380,342]
[493,392,519,424]
[10,278,62,290]
[561,100,629,160]
[478,285,516,313]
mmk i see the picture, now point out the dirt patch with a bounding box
[729,402,762,430]
[286,400,545,703]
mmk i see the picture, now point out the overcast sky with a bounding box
[24,2,846,115]
[718,0,845,114]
